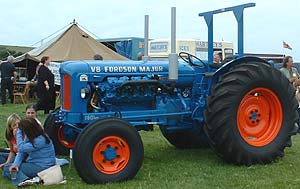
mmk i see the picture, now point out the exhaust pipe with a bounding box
[143,15,149,61]
[168,7,178,81]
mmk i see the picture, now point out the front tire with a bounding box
[73,118,144,184]
[205,62,298,165]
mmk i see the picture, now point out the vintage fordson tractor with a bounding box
[44,3,298,184]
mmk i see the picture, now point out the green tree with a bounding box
[0,47,22,60]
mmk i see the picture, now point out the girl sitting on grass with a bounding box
[0,114,21,169]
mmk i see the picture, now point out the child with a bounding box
[0,114,21,168]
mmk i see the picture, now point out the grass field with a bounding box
[0,103,300,189]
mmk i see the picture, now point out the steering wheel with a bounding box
[179,52,205,67]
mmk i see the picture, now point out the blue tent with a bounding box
[98,37,144,60]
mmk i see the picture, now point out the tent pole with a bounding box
[26,59,28,80]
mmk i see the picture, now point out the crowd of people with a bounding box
[0,56,65,187]
[0,105,56,187]
[0,55,56,114]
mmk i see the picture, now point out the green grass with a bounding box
[0,103,300,188]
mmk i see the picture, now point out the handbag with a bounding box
[37,164,64,185]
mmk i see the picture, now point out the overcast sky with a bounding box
[0,0,299,58]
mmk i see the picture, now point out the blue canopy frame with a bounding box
[198,3,256,63]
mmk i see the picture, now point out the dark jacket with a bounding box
[0,61,15,79]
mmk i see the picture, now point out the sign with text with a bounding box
[49,62,61,85]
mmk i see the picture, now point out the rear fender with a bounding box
[210,56,269,88]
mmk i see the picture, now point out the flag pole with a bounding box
[282,41,285,62]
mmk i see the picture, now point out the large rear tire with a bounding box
[44,107,75,155]
[73,118,144,184]
[205,62,298,165]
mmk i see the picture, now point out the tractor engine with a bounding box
[89,75,164,112]
[59,60,198,120]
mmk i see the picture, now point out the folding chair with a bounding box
[13,84,30,104]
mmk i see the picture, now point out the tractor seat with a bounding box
[203,72,214,78]
[209,62,224,69]
[209,56,235,69]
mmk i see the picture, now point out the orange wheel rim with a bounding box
[237,88,283,147]
[93,136,130,175]
[58,125,75,148]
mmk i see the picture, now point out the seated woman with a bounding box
[0,114,21,168]
[25,104,69,166]
[2,118,55,187]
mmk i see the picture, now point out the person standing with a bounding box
[280,56,300,133]
[35,56,55,114]
[280,56,300,87]
[0,56,17,105]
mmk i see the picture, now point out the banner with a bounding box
[49,62,61,85]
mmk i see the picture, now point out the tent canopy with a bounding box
[16,23,128,63]
[15,22,128,80]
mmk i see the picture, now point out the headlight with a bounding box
[80,88,90,99]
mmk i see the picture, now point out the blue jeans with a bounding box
[0,152,15,165]
[0,152,9,164]
[2,163,44,185]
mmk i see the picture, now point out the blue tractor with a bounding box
[44,3,298,183]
